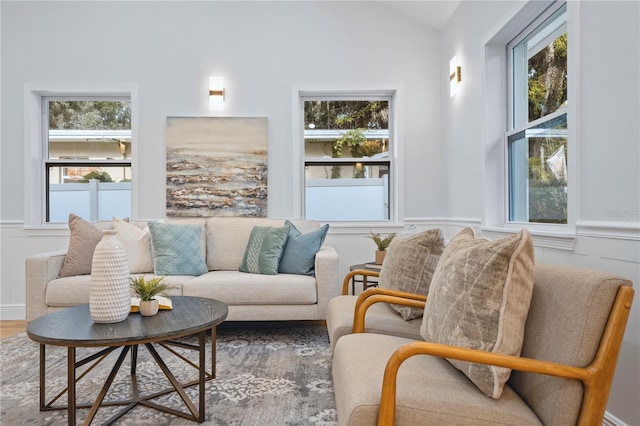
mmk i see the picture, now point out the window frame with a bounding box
[296,90,399,223]
[23,84,138,229]
[482,1,578,248]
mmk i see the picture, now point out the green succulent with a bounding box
[367,232,396,251]
[130,276,173,301]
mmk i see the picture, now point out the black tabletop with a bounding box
[27,296,228,347]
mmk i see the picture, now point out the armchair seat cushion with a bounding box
[333,333,543,426]
[326,295,422,352]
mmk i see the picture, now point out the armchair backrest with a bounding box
[508,264,634,426]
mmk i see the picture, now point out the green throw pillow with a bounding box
[278,220,329,276]
[239,226,290,275]
[148,222,208,276]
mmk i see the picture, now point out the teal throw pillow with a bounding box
[148,222,208,276]
[279,220,329,276]
[239,226,290,275]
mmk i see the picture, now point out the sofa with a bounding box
[26,216,339,322]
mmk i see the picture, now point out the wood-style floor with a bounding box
[0,320,27,339]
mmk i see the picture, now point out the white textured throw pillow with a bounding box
[113,217,154,274]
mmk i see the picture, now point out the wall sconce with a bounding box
[449,56,461,97]
[209,76,224,110]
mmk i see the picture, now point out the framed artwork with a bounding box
[166,117,268,217]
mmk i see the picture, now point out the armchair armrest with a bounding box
[377,285,635,426]
[341,268,380,295]
[353,288,427,333]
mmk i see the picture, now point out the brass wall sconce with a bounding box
[209,76,224,110]
[449,56,461,97]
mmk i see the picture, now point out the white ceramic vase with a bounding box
[90,230,130,323]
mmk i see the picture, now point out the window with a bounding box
[44,98,132,223]
[301,95,393,221]
[507,3,568,224]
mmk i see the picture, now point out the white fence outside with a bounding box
[50,178,388,223]
[49,180,131,223]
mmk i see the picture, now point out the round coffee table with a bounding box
[27,296,228,425]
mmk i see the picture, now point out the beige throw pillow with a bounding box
[113,217,153,274]
[420,228,535,399]
[58,214,105,278]
[378,228,444,320]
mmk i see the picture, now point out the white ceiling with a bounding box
[380,1,461,31]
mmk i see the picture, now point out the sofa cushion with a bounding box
[46,274,184,308]
[420,228,535,399]
[326,295,423,352]
[239,226,289,275]
[206,218,289,271]
[279,220,329,276]
[148,222,208,276]
[333,333,542,425]
[182,271,318,305]
[113,217,153,274]
[378,228,444,320]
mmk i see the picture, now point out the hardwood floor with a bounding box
[0,320,27,339]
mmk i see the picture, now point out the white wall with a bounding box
[1,0,638,423]
[0,0,441,313]
[440,1,640,424]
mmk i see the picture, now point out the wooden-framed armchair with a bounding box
[326,269,426,352]
[330,264,634,425]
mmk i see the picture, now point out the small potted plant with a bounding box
[367,232,396,264]
[130,276,173,316]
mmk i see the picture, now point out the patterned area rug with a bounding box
[0,323,337,425]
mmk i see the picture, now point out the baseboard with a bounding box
[603,411,629,426]
[0,304,26,321]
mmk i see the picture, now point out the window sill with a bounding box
[481,226,576,251]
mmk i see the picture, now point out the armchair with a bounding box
[331,264,634,425]
[326,269,425,352]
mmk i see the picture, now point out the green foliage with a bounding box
[130,276,174,301]
[48,100,131,130]
[528,33,567,120]
[333,128,367,158]
[304,100,388,130]
[367,232,396,251]
[81,170,113,182]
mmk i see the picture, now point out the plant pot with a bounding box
[375,250,386,265]
[140,299,159,317]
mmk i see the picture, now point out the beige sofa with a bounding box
[26,217,339,322]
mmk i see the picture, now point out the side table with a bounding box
[349,263,381,294]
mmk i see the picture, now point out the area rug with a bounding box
[0,323,337,425]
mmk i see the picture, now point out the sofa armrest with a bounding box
[26,250,67,322]
[314,245,340,319]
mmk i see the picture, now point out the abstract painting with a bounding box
[166,117,268,217]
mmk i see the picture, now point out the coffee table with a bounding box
[27,296,228,425]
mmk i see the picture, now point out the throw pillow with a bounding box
[148,222,208,276]
[378,228,444,320]
[113,217,153,274]
[420,227,535,399]
[58,213,105,278]
[239,226,290,275]
[278,220,329,276]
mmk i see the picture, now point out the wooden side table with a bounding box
[349,263,381,294]
[27,296,228,425]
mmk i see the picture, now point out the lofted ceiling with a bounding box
[380,1,461,31]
